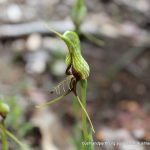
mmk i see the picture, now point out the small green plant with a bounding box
[0,100,28,150]
[37,27,95,150]
[5,96,32,139]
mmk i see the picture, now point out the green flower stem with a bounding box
[79,79,95,149]
[0,124,28,150]
[0,124,8,150]
[75,25,80,35]
[5,129,27,150]
[81,79,88,141]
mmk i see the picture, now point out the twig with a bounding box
[0,20,109,39]
[0,20,74,38]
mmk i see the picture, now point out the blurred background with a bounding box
[0,0,150,150]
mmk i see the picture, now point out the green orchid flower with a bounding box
[36,26,95,134]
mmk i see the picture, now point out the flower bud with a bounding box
[63,31,90,80]
[0,101,10,120]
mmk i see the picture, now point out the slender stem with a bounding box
[5,129,27,150]
[80,80,88,140]
[0,124,8,150]
[75,24,80,35]
[80,80,95,150]
[0,124,28,150]
[80,79,89,150]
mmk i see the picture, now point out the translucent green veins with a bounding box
[45,26,90,80]
[62,31,90,80]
